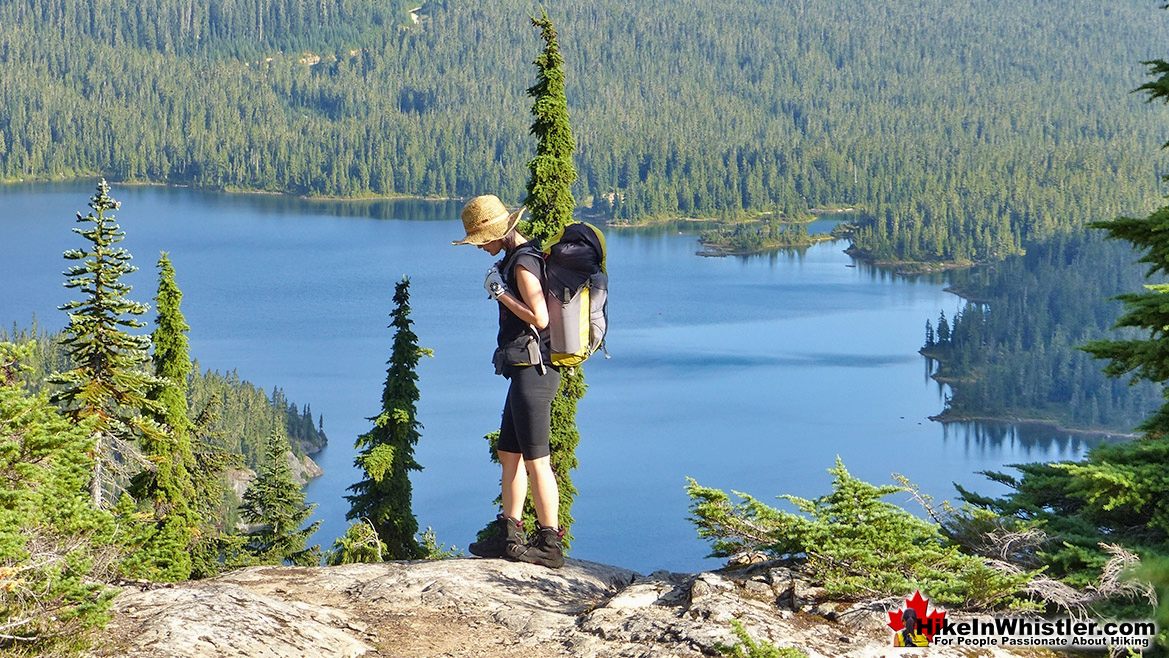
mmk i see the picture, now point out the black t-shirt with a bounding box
[495,244,550,366]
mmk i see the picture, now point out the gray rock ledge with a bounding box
[90,558,1038,658]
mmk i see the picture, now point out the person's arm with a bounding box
[498,263,549,329]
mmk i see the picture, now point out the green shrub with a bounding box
[717,620,808,658]
[688,458,1038,609]
[327,520,388,565]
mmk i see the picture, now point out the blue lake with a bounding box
[0,182,1100,574]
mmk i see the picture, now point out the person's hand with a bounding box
[484,266,508,300]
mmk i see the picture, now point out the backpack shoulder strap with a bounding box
[499,243,545,279]
[500,244,548,317]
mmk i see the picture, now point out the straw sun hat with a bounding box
[451,195,526,246]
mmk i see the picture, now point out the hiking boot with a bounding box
[506,525,564,569]
[468,514,524,559]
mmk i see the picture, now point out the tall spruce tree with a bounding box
[239,424,321,566]
[121,253,200,581]
[1071,54,1169,619]
[1082,52,1169,436]
[520,11,584,544]
[150,253,194,439]
[151,253,236,577]
[52,179,160,508]
[346,277,428,559]
[524,10,577,240]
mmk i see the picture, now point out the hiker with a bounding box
[894,608,929,647]
[452,194,565,569]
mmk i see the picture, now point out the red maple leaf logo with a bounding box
[887,591,948,643]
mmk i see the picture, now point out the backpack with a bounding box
[541,222,608,368]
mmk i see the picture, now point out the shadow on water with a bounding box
[922,356,950,401]
[941,420,1102,463]
[0,180,466,222]
[854,258,950,287]
[729,245,815,268]
[181,191,466,221]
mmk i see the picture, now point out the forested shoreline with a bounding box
[921,229,1163,435]
[4,0,1169,265]
[0,325,328,463]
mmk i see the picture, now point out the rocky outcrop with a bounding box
[224,451,322,499]
[288,451,323,484]
[90,559,1033,658]
[224,467,254,500]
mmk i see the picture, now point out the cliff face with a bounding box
[224,450,323,500]
[288,450,324,484]
[88,558,1028,658]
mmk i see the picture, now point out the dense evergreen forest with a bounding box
[3,0,1168,263]
[923,230,1164,433]
[0,326,328,466]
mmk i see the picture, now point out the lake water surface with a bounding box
[0,182,1100,573]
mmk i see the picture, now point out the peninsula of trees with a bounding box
[921,231,1163,434]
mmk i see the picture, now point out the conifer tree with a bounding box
[524,10,577,241]
[1062,56,1169,606]
[936,311,951,345]
[519,11,584,544]
[1080,53,1169,428]
[686,459,1035,608]
[1084,46,1169,436]
[240,425,321,566]
[0,342,117,654]
[150,253,194,434]
[52,179,160,508]
[327,520,387,565]
[346,277,428,559]
[185,398,241,578]
[151,253,238,577]
[121,253,200,581]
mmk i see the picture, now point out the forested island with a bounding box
[695,212,837,256]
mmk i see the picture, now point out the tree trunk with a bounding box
[91,432,104,508]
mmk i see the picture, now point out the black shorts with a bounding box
[497,365,561,459]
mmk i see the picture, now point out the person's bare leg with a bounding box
[469,450,527,558]
[499,450,526,520]
[509,455,564,567]
[525,456,559,529]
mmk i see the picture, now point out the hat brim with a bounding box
[452,206,526,246]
